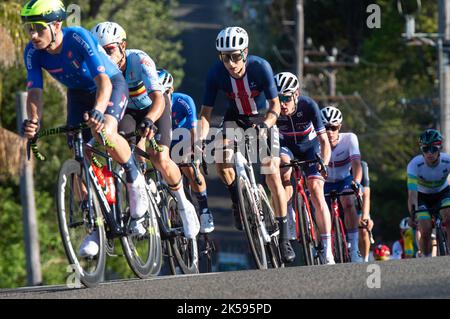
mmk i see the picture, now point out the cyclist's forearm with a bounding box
[318,133,331,165]
[408,190,418,214]
[264,98,280,127]
[351,159,363,183]
[145,91,165,122]
[362,187,371,220]
[26,89,43,122]
[199,106,212,140]
[93,74,112,113]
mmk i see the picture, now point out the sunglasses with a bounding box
[103,44,119,55]
[24,22,48,34]
[420,145,441,154]
[279,94,294,103]
[219,52,244,63]
[325,125,340,131]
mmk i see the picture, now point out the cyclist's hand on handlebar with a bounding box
[84,109,105,132]
[319,163,328,179]
[140,117,157,140]
[22,119,40,139]
[352,180,364,196]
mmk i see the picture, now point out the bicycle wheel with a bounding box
[198,234,215,273]
[118,169,162,278]
[237,176,268,269]
[56,159,106,288]
[333,216,349,263]
[295,193,315,265]
[167,195,199,274]
[436,225,448,256]
[257,184,282,268]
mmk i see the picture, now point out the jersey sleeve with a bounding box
[361,161,370,187]
[137,52,163,93]
[259,59,278,100]
[182,95,198,129]
[202,66,219,107]
[406,159,418,191]
[72,29,110,78]
[348,133,361,160]
[308,98,326,135]
[24,44,44,89]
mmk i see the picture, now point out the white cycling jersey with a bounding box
[407,153,450,194]
[123,49,162,110]
[327,132,361,183]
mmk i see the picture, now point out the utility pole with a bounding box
[15,91,42,287]
[398,0,450,151]
[439,0,450,151]
[296,0,304,81]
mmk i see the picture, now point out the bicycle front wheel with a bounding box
[238,176,268,269]
[56,159,106,288]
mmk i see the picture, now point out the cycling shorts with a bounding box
[280,142,322,180]
[416,186,450,220]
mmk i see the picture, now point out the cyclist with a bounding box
[391,217,419,259]
[274,72,335,265]
[90,22,199,241]
[198,27,294,263]
[157,69,214,234]
[357,161,374,262]
[321,106,364,263]
[407,129,450,257]
[21,0,151,258]
[373,244,391,261]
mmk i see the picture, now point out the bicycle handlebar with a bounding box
[119,130,163,153]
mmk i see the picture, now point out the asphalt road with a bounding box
[1,257,450,299]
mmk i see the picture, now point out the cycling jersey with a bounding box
[391,228,418,259]
[327,132,361,183]
[122,49,162,110]
[407,153,450,194]
[172,92,198,130]
[276,95,325,154]
[202,55,278,115]
[25,26,120,91]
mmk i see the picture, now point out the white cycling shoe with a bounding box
[178,201,200,239]
[127,173,149,219]
[287,212,297,241]
[200,211,215,234]
[130,216,147,237]
[79,230,100,258]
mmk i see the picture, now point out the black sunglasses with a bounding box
[421,145,441,154]
[279,94,294,103]
[325,125,340,131]
[219,52,244,63]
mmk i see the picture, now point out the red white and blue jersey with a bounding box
[202,55,278,115]
[24,27,121,91]
[277,95,326,153]
[327,132,361,183]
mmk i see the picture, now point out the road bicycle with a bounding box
[29,123,161,287]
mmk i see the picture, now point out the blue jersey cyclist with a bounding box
[91,22,199,240]
[407,129,450,257]
[274,72,334,265]
[21,0,150,258]
[198,27,295,263]
[157,69,214,234]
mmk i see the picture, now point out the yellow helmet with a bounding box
[21,0,66,24]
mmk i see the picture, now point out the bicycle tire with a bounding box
[295,193,315,265]
[118,169,162,278]
[198,234,215,273]
[56,159,106,288]
[257,184,283,268]
[436,226,448,256]
[333,216,347,263]
[237,176,268,269]
[167,195,199,274]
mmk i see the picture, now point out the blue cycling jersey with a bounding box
[202,55,278,115]
[24,26,120,91]
[172,92,198,130]
[276,95,326,153]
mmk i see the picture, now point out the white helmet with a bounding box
[399,217,411,231]
[274,72,299,95]
[157,69,174,91]
[216,26,249,52]
[321,106,343,125]
[91,21,126,46]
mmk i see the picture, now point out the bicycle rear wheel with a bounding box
[436,225,448,256]
[118,169,162,278]
[238,176,268,269]
[295,193,315,266]
[198,234,215,273]
[56,159,106,288]
[333,216,349,263]
[258,184,283,268]
[167,195,199,274]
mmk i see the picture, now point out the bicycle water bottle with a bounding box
[92,164,106,188]
[102,166,116,204]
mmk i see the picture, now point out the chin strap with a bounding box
[44,23,57,51]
